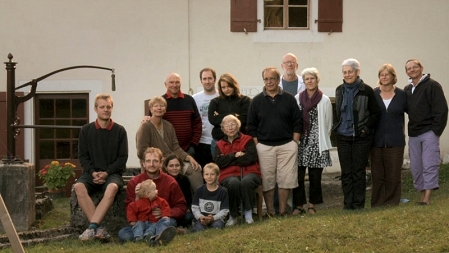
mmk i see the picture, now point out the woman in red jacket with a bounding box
[214,115,261,225]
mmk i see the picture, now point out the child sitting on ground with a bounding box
[191,163,229,232]
[126,179,176,246]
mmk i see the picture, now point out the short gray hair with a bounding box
[342,58,360,71]
[221,114,241,129]
[301,67,320,83]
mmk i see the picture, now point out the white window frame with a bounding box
[253,0,323,43]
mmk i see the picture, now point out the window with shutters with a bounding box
[264,0,309,30]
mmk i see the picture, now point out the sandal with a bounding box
[292,206,306,216]
[308,207,316,214]
[278,211,289,217]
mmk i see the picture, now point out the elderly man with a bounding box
[247,67,302,216]
[404,59,448,205]
[193,68,219,168]
[279,53,305,95]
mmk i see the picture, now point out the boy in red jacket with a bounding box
[127,179,176,246]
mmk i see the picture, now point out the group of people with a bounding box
[335,58,447,210]
[71,53,448,246]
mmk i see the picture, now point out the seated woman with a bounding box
[162,154,193,228]
[213,115,261,225]
[136,96,203,192]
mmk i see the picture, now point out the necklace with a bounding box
[150,121,164,136]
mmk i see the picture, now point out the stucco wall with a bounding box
[1,0,448,168]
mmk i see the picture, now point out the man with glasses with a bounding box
[247,67,302,216]
[404,59,448,205]
[279,53,305,95]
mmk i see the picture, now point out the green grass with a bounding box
[32,198,71,230]
[4,164,449,253]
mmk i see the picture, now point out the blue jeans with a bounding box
[191,219,224,233]
[118,218,177,242]
[210,139,217,157]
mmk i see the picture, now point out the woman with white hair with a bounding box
[333,58,380,210]
[214,115,261,225]
[291,67,333,215]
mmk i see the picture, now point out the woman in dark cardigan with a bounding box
[371,63,407,207]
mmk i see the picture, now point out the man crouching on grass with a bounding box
[118,147,186,246]
[74,94,129,241]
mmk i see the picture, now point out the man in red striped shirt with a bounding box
[161,73,202,165]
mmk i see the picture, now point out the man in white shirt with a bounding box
[193,68,219,168]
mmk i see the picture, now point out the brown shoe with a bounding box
[176,226,187,235]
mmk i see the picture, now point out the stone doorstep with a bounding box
[0,226,80,250]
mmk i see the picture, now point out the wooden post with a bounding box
[0,194,24,253]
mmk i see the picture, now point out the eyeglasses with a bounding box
[283,61,297,65]
[222,123,237,129]
[263,77,277,83]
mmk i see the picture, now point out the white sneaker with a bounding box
[79,228,95,241]
[226,217,237,226]
[245,218,254,224]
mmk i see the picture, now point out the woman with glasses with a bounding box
[333,58,380,210]
[136,96,203,192]
[291,68,333,215]
[370,64,407,207]
[208,73,251,156]
[213,115,261,226]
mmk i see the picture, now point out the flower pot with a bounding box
[47,188,64,200]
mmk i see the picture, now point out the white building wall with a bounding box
[1,0,448,168]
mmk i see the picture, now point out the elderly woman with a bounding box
[333,58,380,210]
[214,115,261,225]
[291,68,333,215]
[371,64,407,207]
[136,96,203,192]
[208,73,251,156]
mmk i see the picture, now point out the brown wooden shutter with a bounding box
[317,0,343,32]
[230,0,258,32]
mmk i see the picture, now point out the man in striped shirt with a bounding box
[161,73,202,169]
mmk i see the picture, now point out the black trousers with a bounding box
[292,166,324,207]
[220,174,261,218]
[337,134,372,210]
[195,143,213,169]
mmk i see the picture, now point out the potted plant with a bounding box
[38,161,76,194]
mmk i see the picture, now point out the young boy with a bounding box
[126,179,176,246]
[191,163,229,232]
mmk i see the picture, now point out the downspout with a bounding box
[187,0,193,95]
